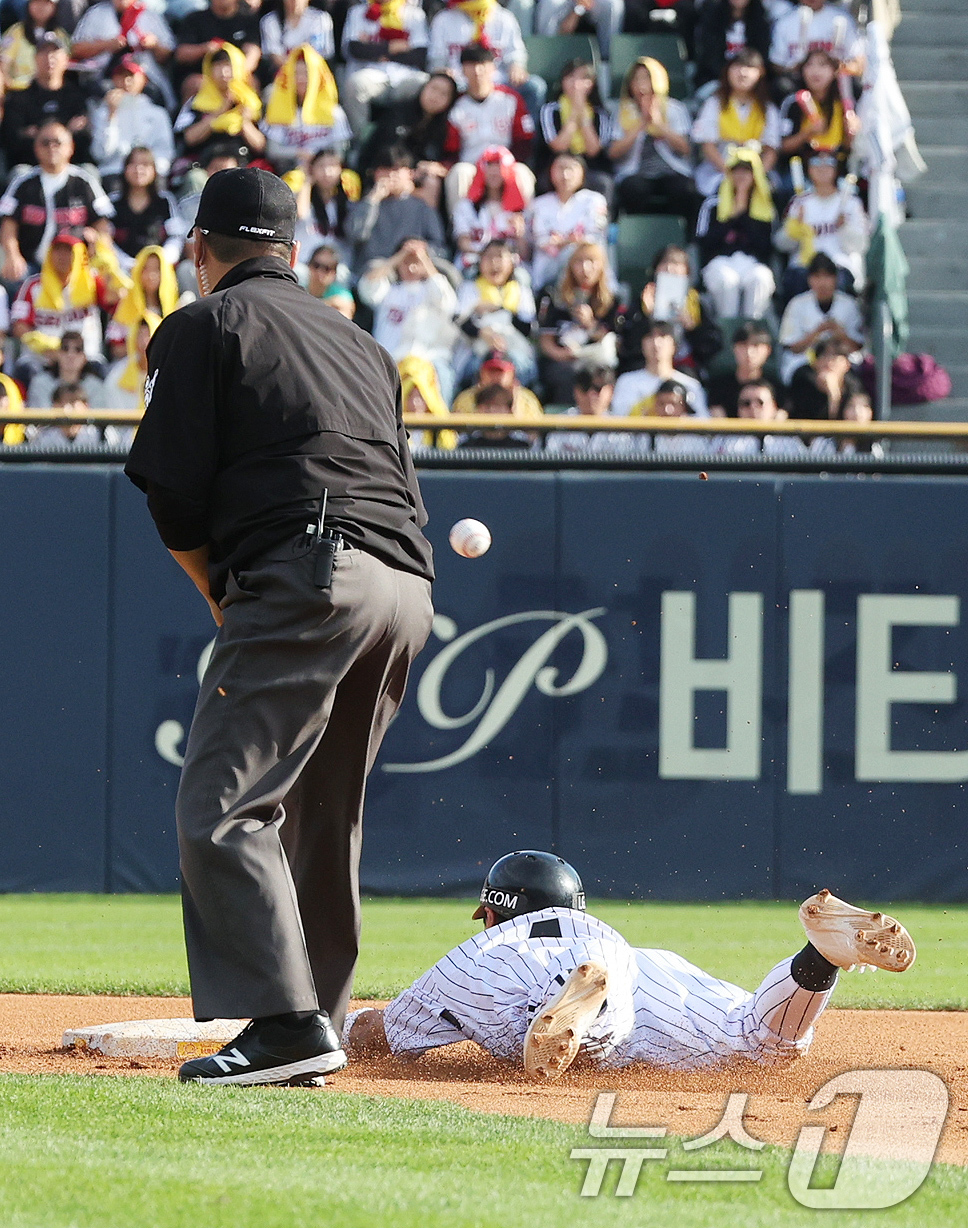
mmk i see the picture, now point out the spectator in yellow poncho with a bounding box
[180,43,266,161]
[107,246,180,358]
[399,355,457,450]
[262,45,352,172]
[0,346,26,444]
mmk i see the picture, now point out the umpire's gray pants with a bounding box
[175,543,433,1029]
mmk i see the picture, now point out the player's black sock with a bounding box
[790,942,839,992]
[259,1010,319,1030]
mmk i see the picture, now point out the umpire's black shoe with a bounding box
[178,1012,347,1085]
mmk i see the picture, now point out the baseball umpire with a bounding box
[345,851,916,1079]
[125,167,434,1086]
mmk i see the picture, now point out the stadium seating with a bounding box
[614,214,688,300]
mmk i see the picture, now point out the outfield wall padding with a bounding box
[2,466,967,900]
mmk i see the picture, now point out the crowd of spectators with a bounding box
[0,0,888,453]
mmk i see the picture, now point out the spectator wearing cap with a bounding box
[11,233,116,377]
[774,148,867,301]
[778,250,864,384]
[0,0,69,91]
[443,44,534,214]
[173,0,262,97]
[428,0,546,122]
[91,54,175,187]
[650,379,712,456]
[347,144,445,271]
[174,44,266,171]
[339,0,429,138]
[451,351,543,418]
[261,0,335,78]
[356,235,458,404]
[71,0,176,112]
[0,121,113,282]
[260,45,351,172]
[610,318,707,417]
[0,30,90,166]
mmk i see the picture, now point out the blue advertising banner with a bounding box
[1,466,967,899]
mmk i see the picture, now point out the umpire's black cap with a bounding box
[194,167,297,244]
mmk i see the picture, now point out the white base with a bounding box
[63,1017,248,1060]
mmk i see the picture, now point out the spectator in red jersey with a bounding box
[11,233,117,379]
[444,43,534,214]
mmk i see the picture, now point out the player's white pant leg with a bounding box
[740,956,837,1060]
[605,949,750,1068]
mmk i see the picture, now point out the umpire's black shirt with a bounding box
[125,257,434,600]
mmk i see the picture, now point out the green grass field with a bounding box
[0,895,964,1227]
[0,894,965,1008]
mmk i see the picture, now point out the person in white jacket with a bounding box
[356,236,458,404]
[90,54,174,184]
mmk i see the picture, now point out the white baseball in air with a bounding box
[449,518,492,558]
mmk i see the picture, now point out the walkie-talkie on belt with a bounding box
[310,488,342,590]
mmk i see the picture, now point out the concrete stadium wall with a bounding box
[2,465,967,900]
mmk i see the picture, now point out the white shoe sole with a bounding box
[799,889,916,972]
[524,961,609,1081]
[180,1049,347,1086]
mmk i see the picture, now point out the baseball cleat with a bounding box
[799,889,916,973]
[178,1012,347,1085]
[524,961,609,1080]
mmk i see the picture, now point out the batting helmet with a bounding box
[472,850,586,921]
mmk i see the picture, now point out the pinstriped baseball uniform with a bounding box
[367,907,834,1070]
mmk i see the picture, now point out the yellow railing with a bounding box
[3,410,968,441]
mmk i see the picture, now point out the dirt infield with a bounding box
[1,994,965,1164]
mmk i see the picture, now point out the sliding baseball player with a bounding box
[345,850,915,1079]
